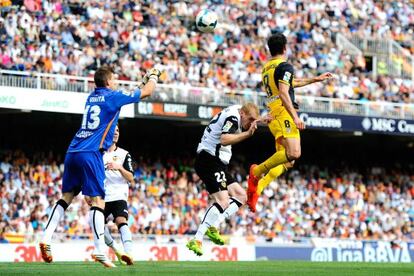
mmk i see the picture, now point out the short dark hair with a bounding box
[94,66,113,87]
[267,33,287,56]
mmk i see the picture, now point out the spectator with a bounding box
[0,149,412,242]
[0,230,9,243]
[0,1,412,103]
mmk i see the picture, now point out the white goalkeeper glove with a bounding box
[139,68,164,88]
[147,68,162,83]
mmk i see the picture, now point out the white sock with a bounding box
[89,207,106,254]
[42,200,68,243]
[216,197,242,227]
[194,203,224,241]
[119,223,133,255]
[105,225,125,254]
[104,226,114,248]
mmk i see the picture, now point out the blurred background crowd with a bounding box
[0,0,413,103]
[1,149,413,243]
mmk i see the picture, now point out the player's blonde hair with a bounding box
[241,102,259,119]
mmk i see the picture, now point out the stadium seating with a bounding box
[0,150,412,242]
[0,1,413,103]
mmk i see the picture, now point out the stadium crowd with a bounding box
[0,0,413,104]
[0,150,413,243]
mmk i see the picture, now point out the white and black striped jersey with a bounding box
[197,105,242,164]
[103,147,134,202]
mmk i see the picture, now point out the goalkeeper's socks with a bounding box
[89,207,106,253]
[257,164,287,195]
[194,203,224,241]
[118,223,133,255]
[253,150,289,177]
[42,199,68,243]
[216,197,243,226]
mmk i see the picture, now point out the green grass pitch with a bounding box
[0,261,413,276]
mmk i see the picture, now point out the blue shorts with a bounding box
[62,151,105,198]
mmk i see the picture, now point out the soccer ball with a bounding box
[195,9,218,33]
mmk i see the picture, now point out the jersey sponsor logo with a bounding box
[75,130,94,138]
[265,95,280,105]
[222,121,233,132]
[283,71,292,82]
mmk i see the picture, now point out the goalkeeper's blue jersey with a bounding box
[67,87,141,153]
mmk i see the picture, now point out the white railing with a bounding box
[390,40,414,81]
[350,36,389,55]
[1,70,413,119]
[336,34,362,56]
[350,35,414,81]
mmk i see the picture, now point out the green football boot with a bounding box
[186,239,203,256]
[205,226,225,245]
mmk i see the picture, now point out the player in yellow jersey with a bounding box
[246,33,333,212]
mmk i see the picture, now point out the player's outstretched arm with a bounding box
[220,120,258,146]
[140,68,163,99]
[112,68,165,108]
[292,72,333,88]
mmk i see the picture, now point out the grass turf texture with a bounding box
[0,261,413,276]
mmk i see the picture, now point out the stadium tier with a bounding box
[0,0,414,270]
[1,149,413,242]
[0,1,413,102]
[0,113,413,245]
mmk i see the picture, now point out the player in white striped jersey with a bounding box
[187,103,262,256]
[102,125,134,265]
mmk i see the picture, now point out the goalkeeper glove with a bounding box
[140,68,163,87]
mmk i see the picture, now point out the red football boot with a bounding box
[247,164,259,212]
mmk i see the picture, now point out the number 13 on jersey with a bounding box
[81,105,101,130]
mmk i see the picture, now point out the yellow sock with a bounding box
[253,150,289,177]
[257,165,287,195]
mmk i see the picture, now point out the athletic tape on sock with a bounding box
[213,202,225,213]
[56,199,69,210]
[230,197,243,207]
[117,222,128,231]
